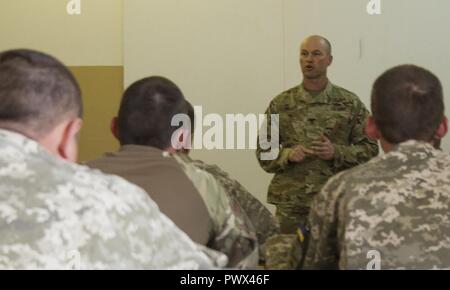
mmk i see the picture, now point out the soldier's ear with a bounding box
[58,118,83,162]
[39,118,82,162]
[365,116,381,140]
[171,128,192,152]
[435,116,448,140]
[110,117,119,141]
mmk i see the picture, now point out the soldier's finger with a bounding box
[292,155,304,162]
[311,146,328,152]
[311,145,328,151]
[293,146,305,154]
[311,141,326,147]
[320,133,329,142]
[301,146,315,155]
[320,142,333,149]
[292,153,302,161]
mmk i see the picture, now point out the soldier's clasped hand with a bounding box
[311,133,335,160]
[289,145,314,163]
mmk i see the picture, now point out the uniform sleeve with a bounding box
[225,176,280,264]
[176,157,259,269]
[302,174,344,269]
[193,161,279,265]
[232,182,280,244]
[256,102,293,173]
[333,100,379,170]
[208,176,260,269]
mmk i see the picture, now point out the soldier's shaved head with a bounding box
[299,35,333,81]
[0,49,82,138]
[301,35,332,55]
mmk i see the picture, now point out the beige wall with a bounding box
[70,67,123,162]
[124,0,285,210]
[0,0,124,162]
[0,0,123,65]
[124,0,450,210]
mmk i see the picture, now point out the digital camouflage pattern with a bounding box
[265,234,303,270]
[257,82,379,232]
[0,129,227,270]
[174,154,259,269]
[303,140,450,270]
[189,158,280,259]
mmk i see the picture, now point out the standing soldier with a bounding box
[256,35,379,234]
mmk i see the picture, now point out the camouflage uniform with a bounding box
[0,129,227,269]
[174,154,259,269]
[189,158,280,263]
[256,82,379,233]
[303,140,450,270]
[265,234,303,270]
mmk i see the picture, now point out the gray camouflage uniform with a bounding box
[0,129,226,269]
[303,140,450,269]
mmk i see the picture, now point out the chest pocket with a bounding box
[318,102,353,144]
[278,103,308,147]
[278,101,353,146]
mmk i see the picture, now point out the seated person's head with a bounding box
[111,76,190,152]
[366,64,447,152]
[0,49,83,162]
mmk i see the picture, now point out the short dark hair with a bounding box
[0,49,82,137]
[117,76,188,149]
[371,65,444,144]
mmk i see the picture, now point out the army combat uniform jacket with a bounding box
[304,140,450,269]
[257,82,379,213]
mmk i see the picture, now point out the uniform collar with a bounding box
[298,81,334,104]
[0,128,41,151]
[119,144,174,158]
[392,140,439,157]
